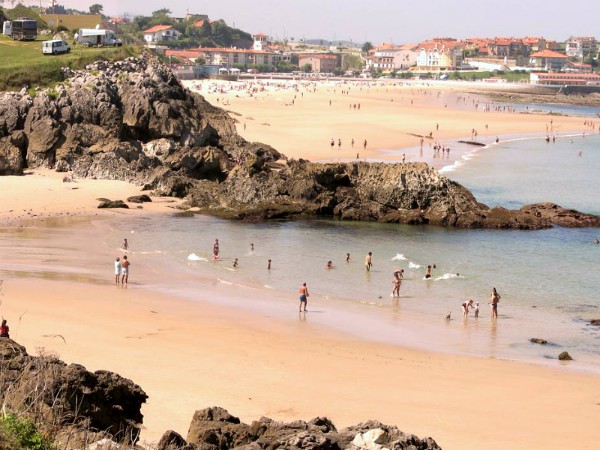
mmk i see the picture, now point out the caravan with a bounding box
[76,28,122,47]
[42,40,71,55]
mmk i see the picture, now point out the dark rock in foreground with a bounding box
[530,338,548,345]
[164,406,442,450]
[1,55,598,230]
[590,319,600,326]
[0,338,147,445]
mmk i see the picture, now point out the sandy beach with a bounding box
[183,79,589,164]
[2,86,600,450]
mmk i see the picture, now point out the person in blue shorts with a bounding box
[298,282,309,312]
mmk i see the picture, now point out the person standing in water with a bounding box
[267,259,272,270]
[213,239,220,260]
[425,265,432,279]
[298,282,309,312]
[346,253,351,262]
[489,287,501,319]
[365,252,373,271]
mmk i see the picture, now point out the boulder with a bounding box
[184,407,440,450]
[0,339,147,444]
[97,200,129,209]
[127,194,152,203]
[558,351,573,361]
[0,131,27,175]
[530,338,548,345]
[520,203,600,228]
[590,319,600,326]
[157,430,192,450]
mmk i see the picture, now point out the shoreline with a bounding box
[1,170,599,449]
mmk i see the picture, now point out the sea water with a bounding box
[1,135,599,372]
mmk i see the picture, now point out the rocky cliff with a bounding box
[1,55,598,230]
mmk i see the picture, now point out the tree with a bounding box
[152,8,171,18]
[362,41,374,53]
[89,3,103,15]
[301,63,312,73]
[342,54,364,72]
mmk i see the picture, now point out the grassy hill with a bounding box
[0,35,138,91]
[3,4,47,28]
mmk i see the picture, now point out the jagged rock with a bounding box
[98,199,129,209]
[127,194,152,203]
[1,55,598,230]
[0,339,147,444]
[590,319,600,326]
[530,338,548,345]
[0,131,27,175]
[184,407,440,450]
[520,203,600,228]
[558,351,573,361]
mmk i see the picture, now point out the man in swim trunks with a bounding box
[489,287,501,319]
[121,256,130,285]
[298,282,309,312]
[425,265,432,279]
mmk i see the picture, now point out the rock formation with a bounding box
[155,406,441,450]
[0,338,147,446]
[1,55,598,229]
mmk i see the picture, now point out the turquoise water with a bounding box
[1,133,599,372]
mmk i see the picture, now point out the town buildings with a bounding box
[529,49,568,71]
[416,39,463,70]
[143,25,180,43]
[298,53,338,72]
[565,36,598,59]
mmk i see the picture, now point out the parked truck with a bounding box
[10,18,37,41]
[76,28,122,47]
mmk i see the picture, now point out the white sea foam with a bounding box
[408,261,422,269]
[434,273,465,281]
[391,253,407,261]
[187,253,207,261]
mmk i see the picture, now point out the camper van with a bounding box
[3,21,12,37]
[76,28,122,47]
[42,40,71,55]
[11,18,37,40]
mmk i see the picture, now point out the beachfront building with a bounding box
[416,40,463,70]
[565,36,597,59]
[367,43,418,72]
[143,25,180,43]
[488,38,530,58]
[166,47,285,69]
[298,53,338,73]
[529,50,568,71]
[530,72,600,86]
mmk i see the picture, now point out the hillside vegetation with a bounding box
[0,35,138,91]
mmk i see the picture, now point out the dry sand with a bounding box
[1,89,599,449]
[184,79,588,163]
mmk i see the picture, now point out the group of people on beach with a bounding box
[461,287,501,319]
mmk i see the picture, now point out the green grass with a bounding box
[0,35,139,91]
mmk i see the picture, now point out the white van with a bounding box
[42,40,71,55]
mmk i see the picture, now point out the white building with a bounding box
[143,25,180,43]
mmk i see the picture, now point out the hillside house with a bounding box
[529,50,568,71]
[143,25,180,43]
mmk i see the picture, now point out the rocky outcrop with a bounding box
[1,55,598,230]
[520,203,600,227]
[172,407,442,450]
[0,338,147,445]
[558,351,573,361]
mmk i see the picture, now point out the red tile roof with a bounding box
[530,50,567,59]
[143,25,175,34]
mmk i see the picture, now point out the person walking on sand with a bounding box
[267,259,272,270]
[365,252,373,271]
[121,238,128,251]
[330,138,335,149]
[114,257,121,284]
[462,299,474,317]
[489,287,501,319]
[121,256,130,285]
[0,319,9,338]
[298,282,309,312]
[363,139,368,150]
